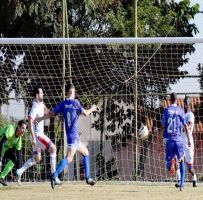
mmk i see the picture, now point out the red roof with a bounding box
[163,96,202,110]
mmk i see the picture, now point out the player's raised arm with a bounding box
[82,105,97,116]
[74,97,97,117]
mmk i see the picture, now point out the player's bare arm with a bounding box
[34,104,54,122]
[160,125,167,144]
[44,105,50,114]
[35,111,55,123]
[82,105,97,116]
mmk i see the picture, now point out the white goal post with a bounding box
[0,37,203,44]
[0,37,203,183]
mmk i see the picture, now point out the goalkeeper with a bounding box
[0,120,26,186]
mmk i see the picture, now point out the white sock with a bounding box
[193,174,197,181]
[18,158,36,176]
[176,169,181,182]
[50,152,56,174]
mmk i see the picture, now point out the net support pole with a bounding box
[134,0,139,181]
[64,0,80,181]
[62,0,68,180]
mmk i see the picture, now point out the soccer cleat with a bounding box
[170,159,176,176]
[16,177,22,186]
[193,181,197,187]
[50,174,55,189]
[180,184,184,192]
[86,177,96,186]
[0,178,8,186]
[180,183,184,191]
[16,169,22,186]
[175,183,180,188]
[55,177,62,185]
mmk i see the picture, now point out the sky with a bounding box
[1,0,203,120]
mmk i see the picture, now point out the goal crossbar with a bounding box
[0,37,203,44]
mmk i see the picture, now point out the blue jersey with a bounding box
[161,104,186,141]
[53,99,85,144]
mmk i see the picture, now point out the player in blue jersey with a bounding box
[160,92,190,191]
[36,83,97,189]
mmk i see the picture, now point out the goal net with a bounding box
[0,37,203,183]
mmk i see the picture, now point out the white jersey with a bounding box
[182,111,195,149]
[28,100,45,137]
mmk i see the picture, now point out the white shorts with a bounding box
[30,134,52,154]
[68,140,82,150]
[185,147,194,166]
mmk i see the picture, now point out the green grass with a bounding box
[0,182,202,200]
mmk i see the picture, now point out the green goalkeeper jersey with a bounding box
[0,125,22,156]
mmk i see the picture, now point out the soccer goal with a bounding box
[0,37,203,183]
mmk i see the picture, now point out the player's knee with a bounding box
[10,157,18,166]
[81,146,89,156]
[35,157,41,163]
[9,153,17,165]
[34,155,41,163]
[67,156,73,163]
[83,149,89,156]
[49,144,56,153]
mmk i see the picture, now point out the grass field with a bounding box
[0,182,203,200]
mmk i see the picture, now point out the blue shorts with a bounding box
[165,139,185,162]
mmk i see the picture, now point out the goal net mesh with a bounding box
[0,39,203,183]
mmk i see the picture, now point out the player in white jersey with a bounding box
[175,96,197,187]
[16,86,61,185]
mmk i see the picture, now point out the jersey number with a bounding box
[67,112,71,127]
[167,118,176,133]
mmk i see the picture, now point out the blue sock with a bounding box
[53,158,68,178]
[179,161,185,187]
[83,155,90,179]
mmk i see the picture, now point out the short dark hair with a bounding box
[18,120,26,127]
[170,92,177,103]
[184,96,192,105]
[33,85,43,97]
[66,82,75,93]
